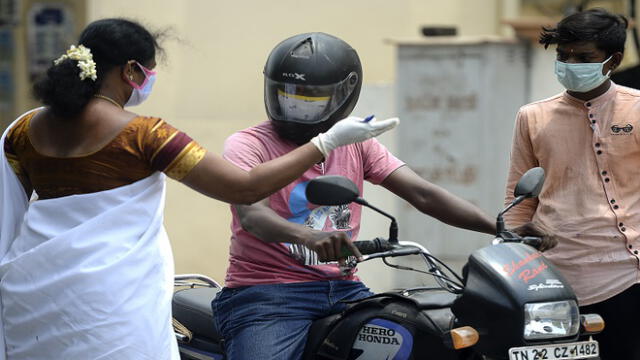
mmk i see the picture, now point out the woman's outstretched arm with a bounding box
[181,117,399,204]
[181,143,322,204]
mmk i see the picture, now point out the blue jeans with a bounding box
[212,280,373,360]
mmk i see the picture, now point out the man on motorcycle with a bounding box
[213,32,497,359]
[503,8,640,360]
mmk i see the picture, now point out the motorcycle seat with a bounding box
[172,287,222,342]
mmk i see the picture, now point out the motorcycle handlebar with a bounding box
[352,238,393,255]
[356,240,424,261]
[498,234,544,250]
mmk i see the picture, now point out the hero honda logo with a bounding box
[282,72,306,81]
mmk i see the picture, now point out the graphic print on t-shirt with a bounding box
[285,181,353,266]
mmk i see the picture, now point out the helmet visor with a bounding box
[265,72,358,124]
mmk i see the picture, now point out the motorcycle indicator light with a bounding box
[523,300,580,340]
[580,313,605,334]
[450,326,479,349]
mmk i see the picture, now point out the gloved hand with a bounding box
[310,116,400,158]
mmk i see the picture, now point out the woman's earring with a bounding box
[129,75,134,80]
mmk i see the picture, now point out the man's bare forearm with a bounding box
[235,202,318,245]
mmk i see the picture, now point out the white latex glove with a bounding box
[310,116,399,158]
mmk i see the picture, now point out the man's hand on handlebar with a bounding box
[510,222,558,252]
[302,231,363,264]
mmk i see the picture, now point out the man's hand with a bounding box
[511,222,558,252]
[302,231,363,264]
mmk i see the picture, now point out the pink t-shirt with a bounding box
[222,121,404,288]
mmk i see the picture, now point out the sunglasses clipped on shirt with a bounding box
[611,124,633,133]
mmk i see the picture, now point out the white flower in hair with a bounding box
[53,44,98,81]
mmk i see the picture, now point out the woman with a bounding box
[0,19,397,359]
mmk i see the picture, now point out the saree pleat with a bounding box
[0,111,32,360]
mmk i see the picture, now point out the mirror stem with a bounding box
[389,220,399,244]
[496,195,526,235]
[356,197,399,243]
[496,214,506,235]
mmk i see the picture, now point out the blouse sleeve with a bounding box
[3,119,33,194]
[139,118,207,180]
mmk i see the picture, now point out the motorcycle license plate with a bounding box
[508,340,599,360]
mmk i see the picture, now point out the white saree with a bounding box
[0,111,179,359]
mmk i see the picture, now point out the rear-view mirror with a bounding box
[514,167,545,198]
[305,175,360,206]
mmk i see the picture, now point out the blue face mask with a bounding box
[554,56,612,93]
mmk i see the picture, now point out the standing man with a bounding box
[503,8,640,360]
[213,32,497,360]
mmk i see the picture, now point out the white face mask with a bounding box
[124,62,157,107]
[554,56,612,93]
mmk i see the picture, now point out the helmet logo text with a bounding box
[282,72,306,81]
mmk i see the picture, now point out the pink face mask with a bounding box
[125,62,157,107]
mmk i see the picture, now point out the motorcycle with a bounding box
[172,167,604,360]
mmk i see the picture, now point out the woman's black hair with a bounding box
[33,18,164,118]
[539,8,628,56]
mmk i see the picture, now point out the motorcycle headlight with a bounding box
[524,300,579,340]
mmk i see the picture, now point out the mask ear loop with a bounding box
[137,62,157,77]
[126,60,157,89]
[603,56,614,77]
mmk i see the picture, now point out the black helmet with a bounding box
[264,32,362,125]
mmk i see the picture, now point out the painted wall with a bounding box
[1,0,87,127]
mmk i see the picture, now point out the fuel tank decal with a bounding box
[528,278,565,292]
[503,252,541,276]
[351,318,412,360]
[502,251,548,283]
